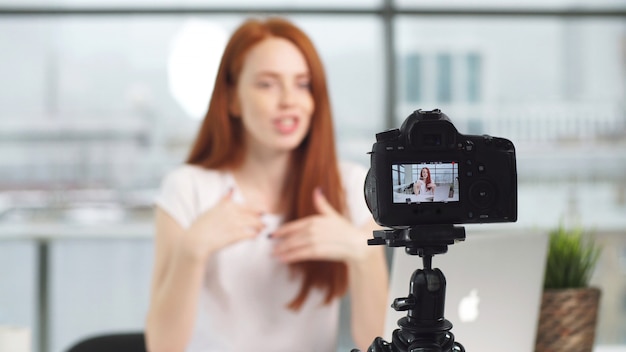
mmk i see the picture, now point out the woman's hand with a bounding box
[413,180,423,195]
[182,189,265,262]
[270,188,372,265]
[270,188,388,349]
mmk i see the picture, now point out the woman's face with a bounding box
[232,37,314,155]
[421,168,429,178]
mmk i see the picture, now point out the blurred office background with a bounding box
[0,0,624,351]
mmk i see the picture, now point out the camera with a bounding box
[364,109,517,228]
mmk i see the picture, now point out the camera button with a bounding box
[469,180,497,209]
[466,171,473,177]
[478,164,486,173]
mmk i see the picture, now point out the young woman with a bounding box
[145,17,388,352]
[413,167,437,195]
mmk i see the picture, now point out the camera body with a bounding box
[364,109,517,228]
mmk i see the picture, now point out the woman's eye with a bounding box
[257,80,275,88]
[297,81,311,90]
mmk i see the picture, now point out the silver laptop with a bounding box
[433,183,453,202]
[384,229,548,352]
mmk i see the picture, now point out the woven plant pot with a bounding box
[535,287,601,352]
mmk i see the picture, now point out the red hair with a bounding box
[421,167,432,188]
[186,17,347,310]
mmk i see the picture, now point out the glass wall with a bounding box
[395,17,626,344]
[395,17,626,227]
[0,14,384,192]
[0,0,381,8]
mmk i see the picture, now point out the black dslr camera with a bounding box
[364,109,517,228]
[355,109,518,352]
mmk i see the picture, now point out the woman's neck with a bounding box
[231,149,292,214]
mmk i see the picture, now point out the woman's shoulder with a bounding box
[338,160,373,226]
[159,164,231,198]
[163,164,226,184]
[156,164,231,227]
[338,160,368,179]
[337,160,368,194]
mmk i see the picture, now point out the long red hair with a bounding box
[421,167,432,188]
[186,17,347,310]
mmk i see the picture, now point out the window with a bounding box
[467,53,481,103]
[436,53,452,103]
[404,53,422,103]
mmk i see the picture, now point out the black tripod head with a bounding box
[353,225,466,352]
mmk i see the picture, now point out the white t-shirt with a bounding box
[415,180,432,195]
[155,161,372,352]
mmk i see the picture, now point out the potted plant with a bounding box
[535,225,602,352]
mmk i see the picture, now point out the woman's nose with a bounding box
[279,86,296,106]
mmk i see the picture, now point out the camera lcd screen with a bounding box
[392,162,459,204]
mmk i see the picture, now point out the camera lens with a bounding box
[469,180,497,209]
[364,169,377,214]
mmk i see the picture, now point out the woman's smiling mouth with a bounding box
[274,117,299,134]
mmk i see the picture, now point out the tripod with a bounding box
[352,225,466,352]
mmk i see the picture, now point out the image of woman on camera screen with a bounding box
[413,167,437,195]
[145,17,388,352]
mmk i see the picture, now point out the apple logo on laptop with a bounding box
[458,289,480,323]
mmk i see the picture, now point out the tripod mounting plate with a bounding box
[368,225,466,257]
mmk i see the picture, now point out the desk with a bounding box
[0,221,153,352]
[393,192,433,203]
[392,192,458,203]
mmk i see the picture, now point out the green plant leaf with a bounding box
[543,224,602,289]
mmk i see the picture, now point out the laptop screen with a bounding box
[384,230,548,352]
